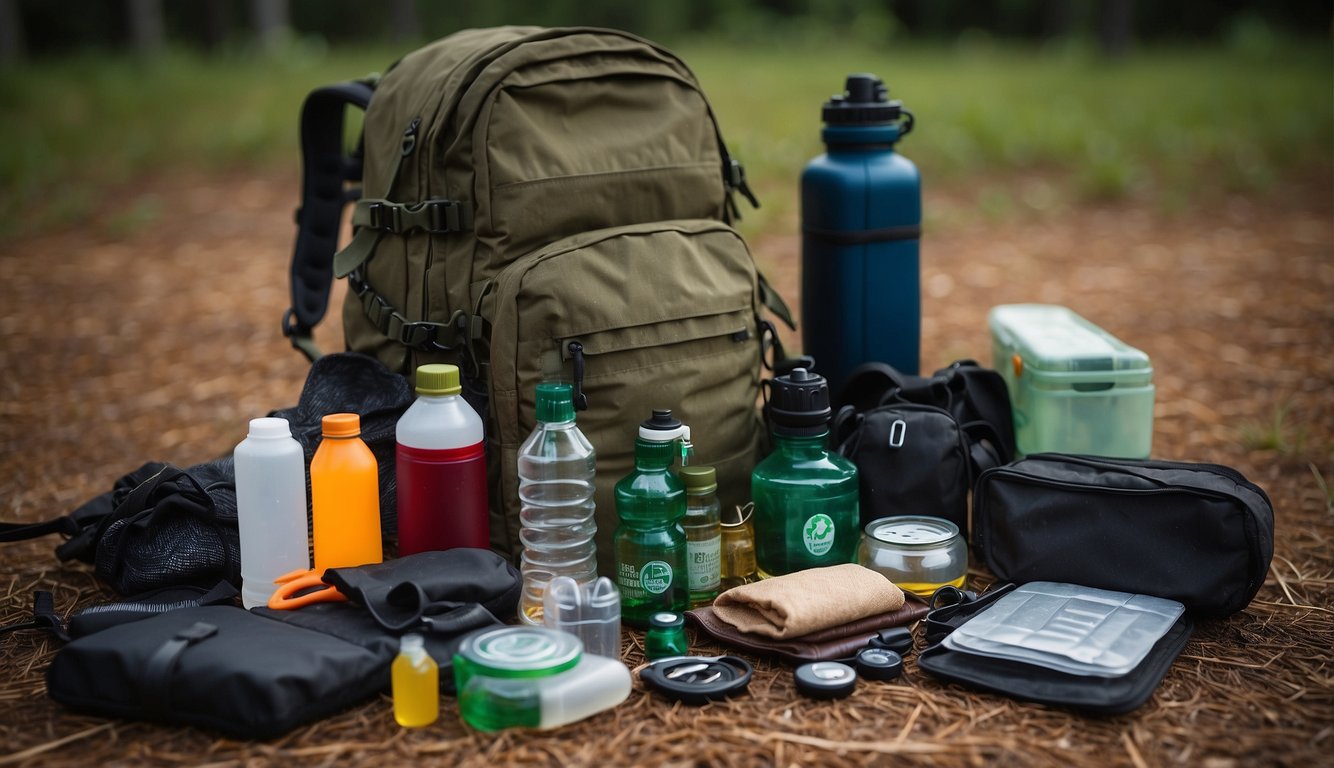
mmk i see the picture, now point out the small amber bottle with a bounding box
[719,503,758,591]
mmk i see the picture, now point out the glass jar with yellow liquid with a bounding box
[857,516,967,598]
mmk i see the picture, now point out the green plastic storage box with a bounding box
[989,304,1154,459]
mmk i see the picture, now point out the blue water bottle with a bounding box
[801,73,920,398]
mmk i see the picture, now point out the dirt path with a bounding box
[1,170,1330,765]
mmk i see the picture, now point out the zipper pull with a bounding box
[567,341,589,411]
[401,117,421,157]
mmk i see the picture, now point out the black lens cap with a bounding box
[794,661,857,700]
[868,626,914,656]
[640,656,753,706]
[856,647,904,681]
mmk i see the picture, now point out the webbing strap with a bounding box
[333,198,472,279]
[0,515,79,543]
[347,270,470,352]
[283,79,376,362]
[142,621,217,721]
[0,591,69,642]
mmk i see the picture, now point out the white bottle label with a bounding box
[687,535,721,591]
[803,514,835,557]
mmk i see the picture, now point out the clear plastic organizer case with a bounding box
[941,581,1184,678]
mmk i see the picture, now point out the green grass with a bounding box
[0,38,1329,238]
[1240,401,1308,456]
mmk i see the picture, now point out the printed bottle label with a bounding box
[802,513,835,557]
[687,535,722,591]
[639,560,674,595]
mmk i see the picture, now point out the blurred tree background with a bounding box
[0,0,1329,238]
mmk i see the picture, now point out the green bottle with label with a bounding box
[753,368,860,577]
[614,409,691,626]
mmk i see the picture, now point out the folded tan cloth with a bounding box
[711,564,905,639]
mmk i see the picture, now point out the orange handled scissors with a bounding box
[266,568,350,610]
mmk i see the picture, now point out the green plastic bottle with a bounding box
[614,409,691,627]
[752,368,860,577]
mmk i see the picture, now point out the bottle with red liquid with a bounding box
[395,364,489,554]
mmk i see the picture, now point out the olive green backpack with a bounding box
[283,26,795,574]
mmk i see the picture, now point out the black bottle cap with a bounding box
[868,626,914,656]
[856,647,904,681]
[640,656,753,706]
[794,661,857,699]
[767,368,832,437]
[822,73,903,126]
[642,409,682,432]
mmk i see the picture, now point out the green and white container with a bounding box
[453,627,631,732]
[989,304,1154,459]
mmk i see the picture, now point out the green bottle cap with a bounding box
[456,627,582,679]
[415,364,462,396]
[678,466,717,493]
[535,382,576,423]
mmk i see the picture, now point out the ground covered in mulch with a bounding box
[1,170,1330,766]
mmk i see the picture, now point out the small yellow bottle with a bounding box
[392,634,439,727]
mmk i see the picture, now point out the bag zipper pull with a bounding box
[567,341,589,411]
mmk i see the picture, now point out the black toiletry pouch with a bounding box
[973,454,1274,617]
[47,606,386,739]
[917,583,1194,715]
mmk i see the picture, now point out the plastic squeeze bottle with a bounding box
[752,368,859,577]
[396,363,489,555]
[310,413,383,570]
[679,466,722,606]
[233,417,310,609]
[614,410,691,626]
[517,382,598,625]
[392,633,439,727]
[801,73,921,396]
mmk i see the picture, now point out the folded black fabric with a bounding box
[686,596,930,664]
[47,606,388,739]
[321,549,522,632]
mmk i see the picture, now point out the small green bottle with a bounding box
[752,368,860,577]
[614,410,691,627]
[679,466,722,606]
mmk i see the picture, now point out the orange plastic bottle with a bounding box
[311,413,383,571]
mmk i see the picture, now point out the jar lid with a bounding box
[865,516,959,548]
[649,612,684,630]
[856,647,904,681]
[794,661,857,699]
[456,627,582,679]
[678,466,717,493]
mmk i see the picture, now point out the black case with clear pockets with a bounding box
[917,584,1195,715]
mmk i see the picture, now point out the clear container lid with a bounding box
[989,304,1151,374]
[456,627,582,679]
[865,516,959,549]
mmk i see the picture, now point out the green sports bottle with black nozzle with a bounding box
[753,368,860,577]
[614,409,692,627]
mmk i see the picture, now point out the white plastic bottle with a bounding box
[234,417,310,609]
[517,382,597,625]
[396,364,489,555]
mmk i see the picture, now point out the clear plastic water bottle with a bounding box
[517,382,597,625]
[234,417,310,609]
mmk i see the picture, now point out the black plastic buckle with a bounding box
[366,202,401,232]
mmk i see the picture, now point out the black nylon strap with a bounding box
[803,223,921,246]
[143,621,217,722]
[0,591,69,642]
[0,516,79,543]
[283,79,376,359]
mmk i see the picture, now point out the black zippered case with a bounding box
[973,454,1274,617]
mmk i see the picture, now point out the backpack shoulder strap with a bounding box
[282,79,377,362]
[836,361,930,411]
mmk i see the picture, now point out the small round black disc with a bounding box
[856,647,904,681]
[794,661,857,699]
[641,656,753,706]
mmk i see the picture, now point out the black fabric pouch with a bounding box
[47,605,387,740]
[973,454,1275,617]
[67,581,239,639]
[917,584,1194,715]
